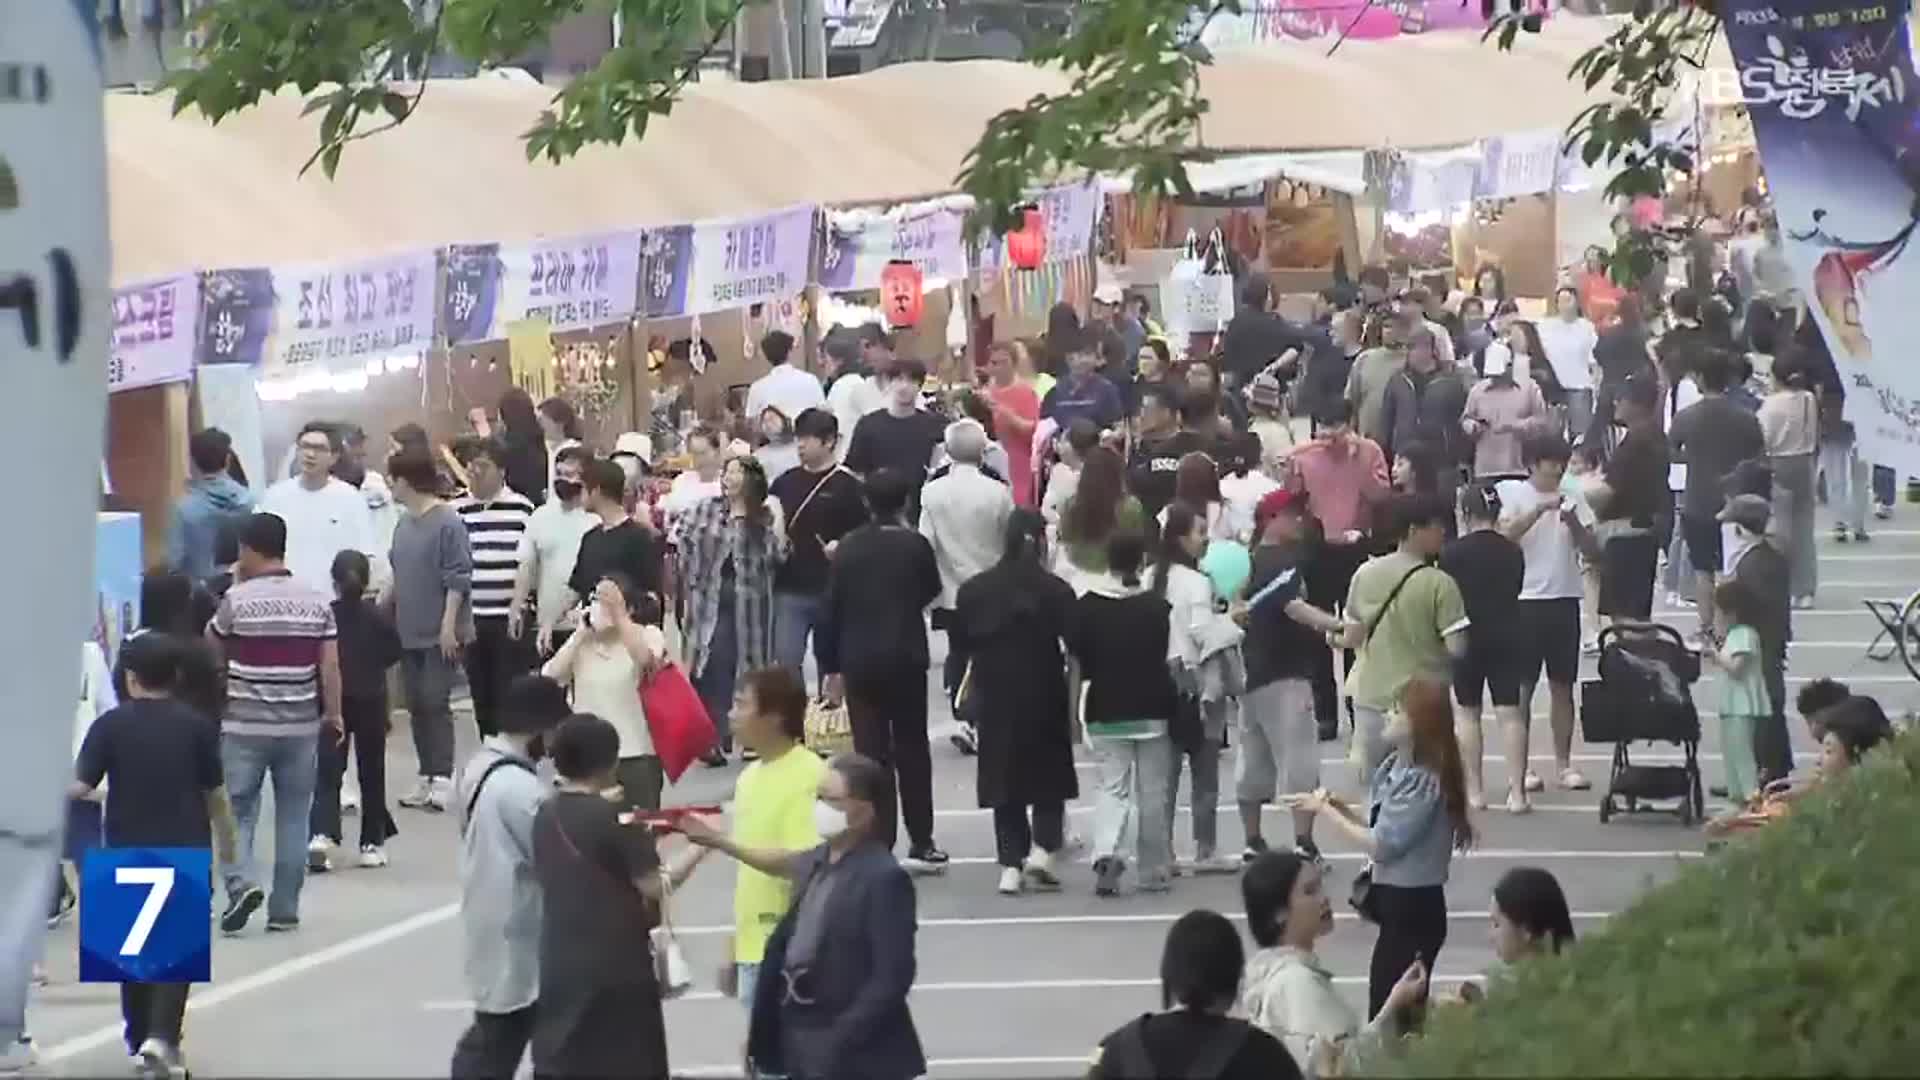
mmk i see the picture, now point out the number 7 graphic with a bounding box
[116,866,175,956]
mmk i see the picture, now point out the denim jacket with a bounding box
[1367,751,1455,888]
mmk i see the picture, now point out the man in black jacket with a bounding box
[1722,494,1794,782]
[819,469,947,871]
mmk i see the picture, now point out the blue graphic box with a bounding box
[79,848,212,984]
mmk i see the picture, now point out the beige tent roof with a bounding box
[108,16,1724,282]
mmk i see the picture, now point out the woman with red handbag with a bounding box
[542,574,670,811]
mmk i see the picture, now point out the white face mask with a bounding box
[812,799,850,839]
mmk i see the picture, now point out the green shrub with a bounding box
[1384,731,1920,1077]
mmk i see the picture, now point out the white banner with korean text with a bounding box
[110,275,199,392]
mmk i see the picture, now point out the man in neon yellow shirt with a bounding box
[729,666,828,1006]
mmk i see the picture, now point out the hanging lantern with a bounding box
[1006,205,1048,271]
[879,260,925,328]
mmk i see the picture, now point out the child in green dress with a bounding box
[1703,579,1768,802]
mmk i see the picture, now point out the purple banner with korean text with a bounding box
[195,268,276,368]
[640,225,693,319]
[110,275,199,392]
[819,207,970,292]
[444,231,644,345]
[267,251,436,375]
[1722,0,1920,475]
[688,206,815,315]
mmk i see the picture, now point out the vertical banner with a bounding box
[1722,0,1920,474]
[444,230,644,345]
[639,226,694,319]
[687,206,815,315]
[0,0,113,1014]
[110,275,200,392]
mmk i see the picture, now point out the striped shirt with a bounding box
[453,488,535,620]
[210,570,336,737]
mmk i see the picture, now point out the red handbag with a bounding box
[639,662,717,783]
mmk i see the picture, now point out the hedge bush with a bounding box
[1385,730,1920,1076]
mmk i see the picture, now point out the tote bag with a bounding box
[638,663,717,783]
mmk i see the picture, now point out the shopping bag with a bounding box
[1161,228,1235,337]
[652,870,695,999]
[804,697,854,756]
[638,662,717,783]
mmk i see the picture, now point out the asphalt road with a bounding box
[26,525,1920,1078]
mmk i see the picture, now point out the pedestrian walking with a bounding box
[678,455,785,765]
[677,753,927,1080]
[921,418,1014,750]
[309,551,401,872]
[951,510,1079,896]
[514,446,599,658]
[1668,350,1765,637]
[168,427,254,581]
[206,512,340,935]
[386,450,474,812]
[1720,494,1794,783]
[1757,352,1819,606]
[453,436,537,739]
[259,421,379,594]
[1072,531,1178,897]
[1089,909,1301,1080]
[450,675,570,1080]
[1155,501,1243,876]
[1535,287,1598,441]
[73,632,244,1078]
[542,573,671,811]
[495,387,550,507]
[769,408,868,683]
[818,468,947,870]
[1058,445,1147,585]
[1441,486,1527,812]
[1585,376,1669,624]
[1289,677,1474,1021]
[1230,489,1346,864]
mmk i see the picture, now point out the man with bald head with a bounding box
[919,419,1013,754]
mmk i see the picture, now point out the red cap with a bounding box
[1254,488,1300,533]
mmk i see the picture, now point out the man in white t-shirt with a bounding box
[744,331,825,439]
[513,446,600,658]
[259,422,380,594]
[823,336,882,463]
[1495,430,1600,812]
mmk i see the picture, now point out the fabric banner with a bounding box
[975,182,1103,274]
[1196,0,1545,46]
[1722,0,1920,474]
[444,230,643,344]
[110,275,199,392]
[686,206,814,315]
[819,207,970,291]
[196,253,436,372]
[639,226,694,319]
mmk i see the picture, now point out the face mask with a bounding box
[553,478,582,501]
[812,799,850,839]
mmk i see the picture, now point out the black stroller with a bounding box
[1578,623,1705,825]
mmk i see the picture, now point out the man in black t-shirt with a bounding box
[1126,383,1186,519]
[1590,376,1670,622]
[1667,350,1764,635]
[73,632,242,1076]
[770,408,870,684]
[568,459,664,623]
[846,360,946,516]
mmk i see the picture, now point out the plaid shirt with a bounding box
[677,495,785,681]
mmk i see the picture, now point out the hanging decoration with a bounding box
[879,260,925,327]
[1006,206,1048,270]
[554,336,625,426]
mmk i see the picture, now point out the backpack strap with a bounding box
[462,756,535,831]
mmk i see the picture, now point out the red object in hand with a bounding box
[1006,206,1047,271]
[879,260,925,328]
[624,805,724,833]
[638,663,717,782]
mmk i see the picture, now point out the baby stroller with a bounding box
[1579,623,1705,825]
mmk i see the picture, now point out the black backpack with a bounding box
[1099,1014,1250,1080]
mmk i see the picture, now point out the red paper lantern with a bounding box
[1006,206,1047,271]
[879,260,925,328]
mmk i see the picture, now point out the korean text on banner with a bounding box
[820,208,970,291]
[110,276,200,392]
[976,182,1101,274]
[688,206,814,315]
[267,252,436,374]
[444,231,644,345]
[1721,0,1920,475]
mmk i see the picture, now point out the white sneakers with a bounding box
[357,844,389,869]
[134,1037,185,1078]
[307,835,333,873]
[398,777,451,812]
[997,867,1023,895]
[996,849,1063,895]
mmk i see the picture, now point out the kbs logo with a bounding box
[79,848,212,983]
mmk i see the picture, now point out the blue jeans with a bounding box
[772,590,824,685]
[221,732,319,923]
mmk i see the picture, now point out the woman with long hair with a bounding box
[1472,265,1509,308]
[678,455,786,764]
[1489,866,1575,962]
[538,396,584,484]
[1757,346,1819,606]
[1158,452,1235,545]
[952,510,1079,894]
[1511,319,1566,419]
[1535,287,1598,440]
[1289,677,1474,1020]
[1059,446,1146,584]
[496,387,550,504]
[983,342,1042,508]
[1153,501,1243,876]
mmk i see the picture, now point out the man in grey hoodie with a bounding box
[168,427,255,582]
[384,450,473,812]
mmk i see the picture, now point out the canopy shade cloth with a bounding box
[107,16,1727,282]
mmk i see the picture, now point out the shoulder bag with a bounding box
[544,806,692,998]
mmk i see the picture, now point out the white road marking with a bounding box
[1075,750,1817,771]
[40,903,461,1063]
[934,802,1718,820]
[903,849,1700,871]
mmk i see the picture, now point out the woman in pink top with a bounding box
[985,341,1042,508]
[1461,346,1549,478]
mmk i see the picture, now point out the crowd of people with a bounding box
[21,197,1910,1079]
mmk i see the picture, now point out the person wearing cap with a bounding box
[1461,341,1548,479]
[1246,367,1294,470]
[1229,488,1348,863]
[450,673,572,1080]
[1092,281,1145,385]
[1719,492,1793,782]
